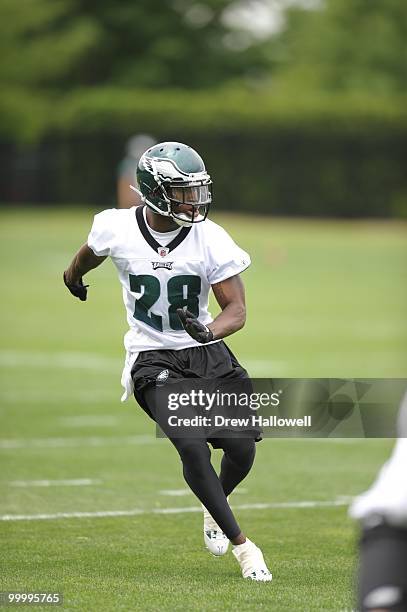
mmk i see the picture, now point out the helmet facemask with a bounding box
[164,182,212,226]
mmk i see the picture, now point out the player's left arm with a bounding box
[208,274,246,340]
[177,274,246,343]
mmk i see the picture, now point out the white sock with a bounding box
[232,537,255,550]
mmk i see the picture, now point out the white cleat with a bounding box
[202,503,230,556]
[232,538,272,582]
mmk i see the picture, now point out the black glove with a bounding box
[177,308,214,344]
[63,271,89,302]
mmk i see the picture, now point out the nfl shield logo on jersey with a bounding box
[158,247,169,257]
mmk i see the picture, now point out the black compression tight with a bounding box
[218,436,256,497]
[142,387,256,540]
[170,436,256,540]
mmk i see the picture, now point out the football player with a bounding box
[350,391,407,610]
[63,142,272,582]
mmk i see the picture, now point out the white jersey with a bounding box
[349,392,407,527]
[87,206,251,356]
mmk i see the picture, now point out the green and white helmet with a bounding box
[134,142,212,226]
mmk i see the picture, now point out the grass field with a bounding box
[0,208,406,611]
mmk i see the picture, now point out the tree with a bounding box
[0,0,271,91]
[272,0,407,94]
[0,0,100,88]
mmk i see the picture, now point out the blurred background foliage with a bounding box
[272,0,407,94]
[0,0,406,216]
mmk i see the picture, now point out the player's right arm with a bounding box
[63,244,106,301]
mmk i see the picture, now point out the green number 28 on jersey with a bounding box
[129,274,201,332]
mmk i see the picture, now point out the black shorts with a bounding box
[131,341,262,446]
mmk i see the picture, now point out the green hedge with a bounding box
[1,88,406,216]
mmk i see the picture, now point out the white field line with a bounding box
[245,359,287,375]
[1,348,402,377]
[9,479,102,488]
[0,350,120,371]
[278,438,365,444]
[159,488,248,496]
[0,350,280,376]
[0,436,365,451]
[0,391,118,404]
[0,435,366,450]
[0,499,350,522]
[59,416,119,427]
[0,434,156,449]
[158,489,192,497]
